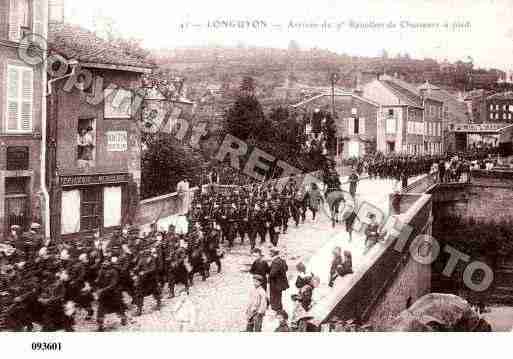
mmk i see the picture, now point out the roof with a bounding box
[487,91,513,101]
[381,79,423,107]
[373,75,443,108]
[48,23,155,73]
[291,91,379,109]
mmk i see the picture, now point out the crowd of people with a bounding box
[0,173,338,332]
[0,218,229,332]
[2,148,502,333]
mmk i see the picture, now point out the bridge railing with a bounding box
[309,193,433,329]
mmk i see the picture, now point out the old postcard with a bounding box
[0,0,512,357]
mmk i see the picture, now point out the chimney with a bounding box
[49,0,65,24]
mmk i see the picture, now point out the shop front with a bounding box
[53,173,132,240]
[450,123,513,156]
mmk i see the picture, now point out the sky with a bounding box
[63,0,513,71]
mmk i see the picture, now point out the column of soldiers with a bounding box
[0,178,316,332]
[0,219,224,332]
[190,180,311,252]
[346,153,443,182]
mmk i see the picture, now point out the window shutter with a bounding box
[8,0,20,42]
[21,69,33,131]
[347,117,354,135]
[33,0,48,37]
[7,67,20,131]
[360,117,366,134]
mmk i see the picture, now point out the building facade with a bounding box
[486,92,513,123]
[363,75,444,155]
[0,0,48,236]
[292,91,379,159]
[47,22,154,241]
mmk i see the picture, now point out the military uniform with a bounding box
[95,262,127,331]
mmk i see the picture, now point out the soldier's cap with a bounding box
[252,274,265,283]
[10,225,21,230]
[30,223,41,230]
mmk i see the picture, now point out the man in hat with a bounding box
[245,274,268,332]
[269,248,289,312]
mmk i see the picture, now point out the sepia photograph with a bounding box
[0,0,512,356]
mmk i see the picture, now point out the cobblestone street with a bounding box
[73,177,398,332]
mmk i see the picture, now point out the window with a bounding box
[80,187,102,232]
[496,104,500,110]
[354,117,359,134]
[6,146,29,170]
[6,65,33,133]
[490,113,494,120]
[360,117,366,134]
[388,109,394,117]
[509,105,513,113]
[19,0,31,29]
[351,108,357,115]
[386,118,396,134]
[61,185,123,235]
[490,104,494,111]
[77,118,96,167]
[5,177,29,231]
[104,88,133,119]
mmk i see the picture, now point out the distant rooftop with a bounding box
[48,23,155,73]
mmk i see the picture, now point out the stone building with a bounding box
[0,0,48,236]
[486,92,513,123]
[363,74,444,155]
[292,91,379,159]
[46,21,154,240]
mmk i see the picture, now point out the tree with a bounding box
[240,76,256,96]
[141,135,204,199]
[223,94,265,141]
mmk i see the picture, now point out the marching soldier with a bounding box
[95,258,127,332]
[267,202,282,247]
[67,253,94,320]
[237,200,250,245]
[132,249,162,316]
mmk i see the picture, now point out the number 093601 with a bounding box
[31,342,62,351]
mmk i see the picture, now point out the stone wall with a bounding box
[431,170,513,222]
[366,244,432,329]
[310,194,433,328]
